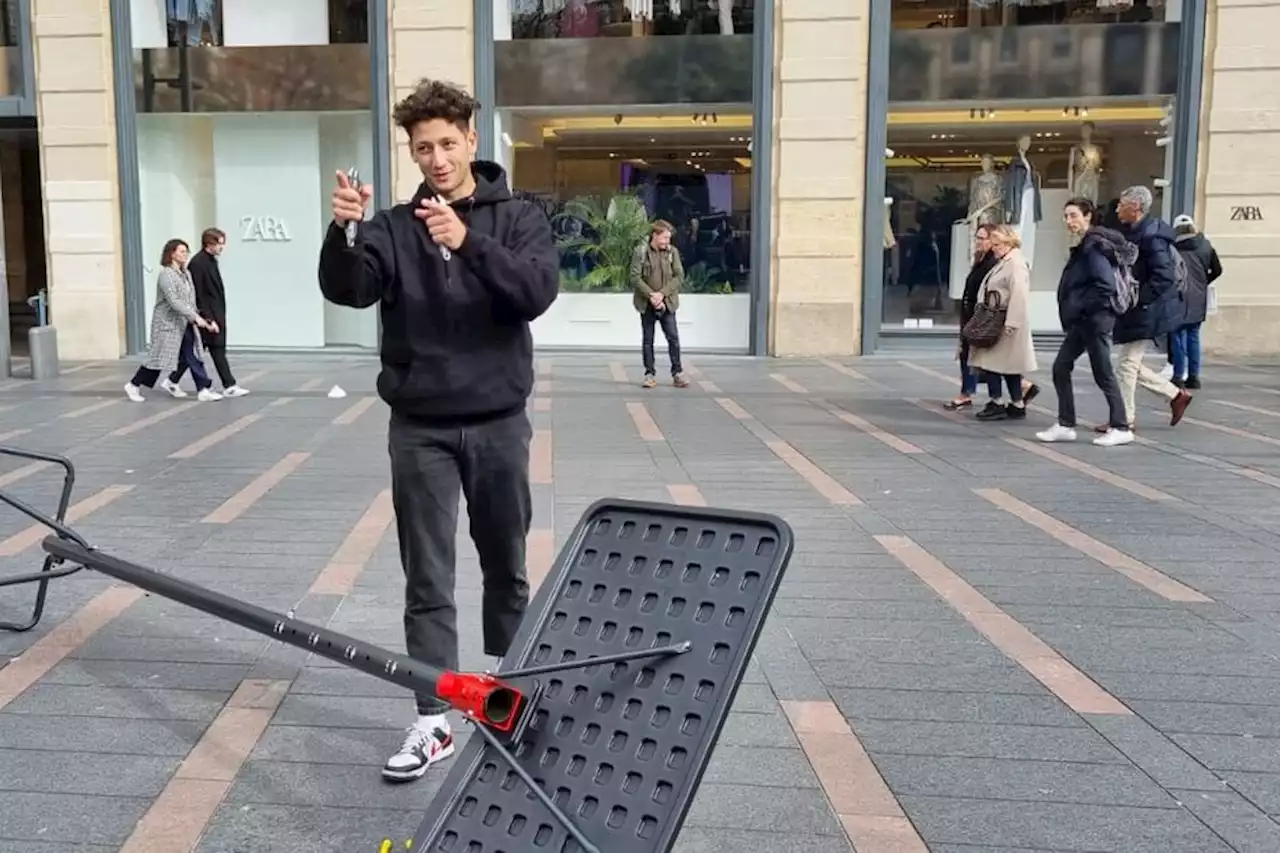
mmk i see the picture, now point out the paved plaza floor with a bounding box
[2,350,1280,852]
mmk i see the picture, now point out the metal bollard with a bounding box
[26,290,59,380]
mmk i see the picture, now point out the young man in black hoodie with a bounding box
[319,79,558,783]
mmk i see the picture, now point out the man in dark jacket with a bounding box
[1037,198,1132,446]
[1171,214,1222,389]
[319,79,558,784]
[1112,185,1192,428]
[165,227,249,398]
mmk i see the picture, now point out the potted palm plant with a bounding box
[553,191,652,292]
[532,190,750,352]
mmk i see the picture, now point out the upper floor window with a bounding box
[893,0,1169,29]
[505,0,753,39]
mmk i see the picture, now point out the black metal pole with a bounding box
[42,537,448,699]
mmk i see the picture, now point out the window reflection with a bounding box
[497,109,753,294]
[131,0,371,113]
[509,0,752,39]
[893,0,1166,29]
[142,0,367,48]
[0,0,21,97]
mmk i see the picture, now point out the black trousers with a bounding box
[641,306,683,376]
[1053,315,1128,429]
[388,408,533,715]
[131,326,211,390]
[172,341,235,388]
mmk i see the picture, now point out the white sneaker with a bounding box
[123,382,144,403]
[197,388,223,402]
[382,716,455,782]
[223,385,250,398]
[1093,428,1135,447]
[1036,424,1077,443]
[160,378,188,398]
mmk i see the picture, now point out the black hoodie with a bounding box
[319,161,558,426]
[1056,226,1133,328]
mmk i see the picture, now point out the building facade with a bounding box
[11,0,1279,365]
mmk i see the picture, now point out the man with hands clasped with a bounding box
[319,79,559,785]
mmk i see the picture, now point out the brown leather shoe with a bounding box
[1170,390,1192,426]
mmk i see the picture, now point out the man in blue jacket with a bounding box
[1111,185,1192,429]
[319,79,559,784]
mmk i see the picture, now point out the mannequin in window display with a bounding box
[967,154,1004,226]
[1068,121,1103,203]
[1003,134,1042,268]
[949,157,1002,301]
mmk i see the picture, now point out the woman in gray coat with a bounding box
[124,239,222,403]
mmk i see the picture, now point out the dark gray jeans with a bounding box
[388,408,533,715]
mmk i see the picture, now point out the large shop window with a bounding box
[128,0,376,350]
[493,1,756,351]
[880,101,1176,335]
[879,0,1184,336]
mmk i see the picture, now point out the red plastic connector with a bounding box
[437,671,526,733]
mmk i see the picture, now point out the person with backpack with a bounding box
[1036,198,1133,446]
[1111,185,1193,430]
[1171,214,1222,389]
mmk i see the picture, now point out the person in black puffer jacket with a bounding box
[1112,185,1192,430]
[1036,197,1132,446]
[1171,214,1222,389]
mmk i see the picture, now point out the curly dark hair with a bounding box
[392,79,478,134]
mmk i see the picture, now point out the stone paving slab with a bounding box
[2,351,1280,851]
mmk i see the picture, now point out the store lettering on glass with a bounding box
[239,215,292,242]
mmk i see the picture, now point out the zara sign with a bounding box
[240,215,292,242]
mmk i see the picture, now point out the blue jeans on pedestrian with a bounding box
[959,340,1002,398]
[1171,323,1201,379]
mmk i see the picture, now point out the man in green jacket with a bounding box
[630,219,689,388]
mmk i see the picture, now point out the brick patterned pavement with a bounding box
[1,351,1279,853]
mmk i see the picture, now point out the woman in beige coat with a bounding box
[970,225,1037,421]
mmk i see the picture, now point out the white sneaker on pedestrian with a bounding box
[223,385,250,398]
[197,388,223,402]
[160,378,188,398]
[382,715,454,782]
[123,382,144,403]
[1035,424,1077,443]
[1092,428,1135,447]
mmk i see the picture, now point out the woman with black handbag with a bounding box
[967,225,1038,421]
[946,224,1005,414]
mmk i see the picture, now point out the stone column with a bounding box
[1199,0,1280,356]
[31,0,125,361]
[769,0,869,356]
[388,0,475,203]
